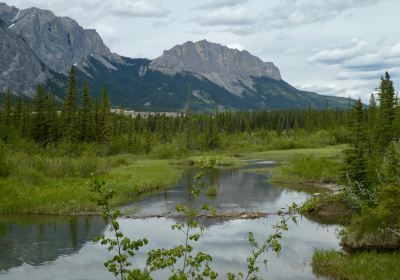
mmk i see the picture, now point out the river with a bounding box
[0,160,341,279]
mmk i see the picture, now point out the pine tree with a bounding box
[206,113,220,150]
[343,98,368,186]
[3,89,12,126]
[13,96,23,130]
[61,68,79,141]
[80,82,96,142]
[376,72,396,151]
[100,85,112,143]
[31,85,48,144]
[184,96,193,150]
[47,93,59,143]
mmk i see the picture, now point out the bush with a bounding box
[151,143,188,159]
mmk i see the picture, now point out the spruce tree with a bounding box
[343,98,368,186]
[3,89,12,126]
[13,96,23,130]
[62,68,79,141]
[80,82,96,142]
[376,72,396,151]
[31,85,48,144]
[100,85,112,143]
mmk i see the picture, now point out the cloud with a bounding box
[194,6,255,27]
[309,39,400,78]
[309,39,367,64]
[297,84,347,96]
[227,43,245,51]
[337,67,400,81]
[195,0,247,10]
[264,0,391,29]
[297,83,375,100]
[8,0,169,20]
[110,0,169,18]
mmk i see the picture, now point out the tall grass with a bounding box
[312,249,400,280]
[282,155,341,184]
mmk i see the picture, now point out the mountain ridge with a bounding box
[0,2,354,111]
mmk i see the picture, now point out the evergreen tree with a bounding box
[184,96,193,150]
[31,85,48,144]
[205,113,220,150]
[80,82,96,142]
[62,68,79,141]
[343,98,368,186]
[376,72,396,151]
[47,93,59,143]
[13,96,23,130]
[3,89,12,126]
[100,85,112,143]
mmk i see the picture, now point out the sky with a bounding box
[5,0,400,102]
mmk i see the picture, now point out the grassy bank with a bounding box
[243,145,346,193]
[312,250,400,280]
[0,154,182,215]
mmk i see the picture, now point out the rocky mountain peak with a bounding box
[0,2,120,74]
[149,39,281,96]
[0,2,18,26]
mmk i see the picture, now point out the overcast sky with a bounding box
[5,0,400,102]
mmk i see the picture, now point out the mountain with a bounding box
[0,17,54,96]
[149,40,281,96]
[0,3,353,111]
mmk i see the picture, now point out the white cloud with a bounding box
[309,39,367,65]
[227,43,245,51]
[194,6,255,27]
[196,0,247,10]
[265,0,391,29]
[110,0,169,18]
[309,39,400,81]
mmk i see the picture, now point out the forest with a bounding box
[0,70,399,279]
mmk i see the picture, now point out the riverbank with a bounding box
[0,156,183,215]
[0,145,346,215]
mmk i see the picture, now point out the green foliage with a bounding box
[312,250,400,280]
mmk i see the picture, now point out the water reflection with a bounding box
[0,160,340,279]
[0,215,105,271]
[125,161,308,217]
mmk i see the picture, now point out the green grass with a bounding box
[312,249,400,280]
[0,155,182,215]
[205,185,218,198]
[242,145,346,193]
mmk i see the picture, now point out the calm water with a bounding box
[0,161,340,279]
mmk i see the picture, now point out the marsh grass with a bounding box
[0,152,182,214]
[205,185,218,198]
[312,249,400,280]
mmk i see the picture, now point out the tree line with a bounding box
[1,68,351,152]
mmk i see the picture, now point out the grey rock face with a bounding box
[0,3,18,26]
[0,20,50,96]
[149,40,281,96]
[2,4,120,73]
